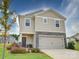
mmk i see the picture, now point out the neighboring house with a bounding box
[7,36,17,43]
[0,35,17,43]
[0,37,3,43]
[73,33,79,41]
[67,33,79,42]
[18,9,66,49]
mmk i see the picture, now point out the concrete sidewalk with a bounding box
[41,49,79,59]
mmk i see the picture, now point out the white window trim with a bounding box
[25,18,31,27]
[55,20,60,27]
[36,16,63,20]
[43,17,48,24]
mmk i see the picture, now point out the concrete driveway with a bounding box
[41,49,79,59]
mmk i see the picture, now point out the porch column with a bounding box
[33,34,36,48]
[18,33,22,42]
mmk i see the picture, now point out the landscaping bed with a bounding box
[0,43,53,59]
[6,43,40,53]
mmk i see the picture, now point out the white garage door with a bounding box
[39,35,65,49]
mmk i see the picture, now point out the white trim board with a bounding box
[35,16,64,21]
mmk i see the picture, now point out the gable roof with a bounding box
[67,33,79,40]
[36,9,66,19]
[72,33,79,37]
[20,9,43,16]
[20,8,66,20]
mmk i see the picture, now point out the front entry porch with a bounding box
[21,34,34,48]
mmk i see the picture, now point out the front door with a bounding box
[22,37,26,47]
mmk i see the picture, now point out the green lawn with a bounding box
[74,42,79,51]
[0,44,52,59]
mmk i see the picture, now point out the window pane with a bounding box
[56,20,59,27]
[56,24,59,27]
[26,19,30,26]
[43,17,48,23]
[26,23,30,26]
[44,19,47,23]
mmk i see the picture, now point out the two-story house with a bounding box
[18,9,66,49]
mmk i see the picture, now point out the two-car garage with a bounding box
[38,35,65,49]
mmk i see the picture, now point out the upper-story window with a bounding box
[56,20,59,27]
[25,18,31,27]
[43,17,48,24]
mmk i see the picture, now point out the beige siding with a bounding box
[19,9,66,34]
[35,16,65,33]
[19,16,35,34]
[35,10,66,19]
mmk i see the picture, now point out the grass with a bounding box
[0,44,52,59]
[74,42,79,51]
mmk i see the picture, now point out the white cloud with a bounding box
[19,10,33,15]
[19,8,42,15]
[71,20,79,33]
[66,27,76,37]
[65,0,78,17]
[64,0,79,37]
[19,7,50,15]
[8,15,19,34]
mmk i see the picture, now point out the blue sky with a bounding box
[1,0,79,37]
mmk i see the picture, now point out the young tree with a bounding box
[11,34,20,41]
[0,0,16,59]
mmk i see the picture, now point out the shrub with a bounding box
[27,44,33,48]
[10,47,27,54]
[67,41,75,49]
[7,45,12,50]
[7,42,20,50]
[31,48,40,53]
[11,42,20,47]
[74,42,79,50]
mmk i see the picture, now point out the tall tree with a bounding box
[0,0,16,59]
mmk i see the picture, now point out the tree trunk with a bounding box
[2,36,6,59]
[2,32,7,59]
